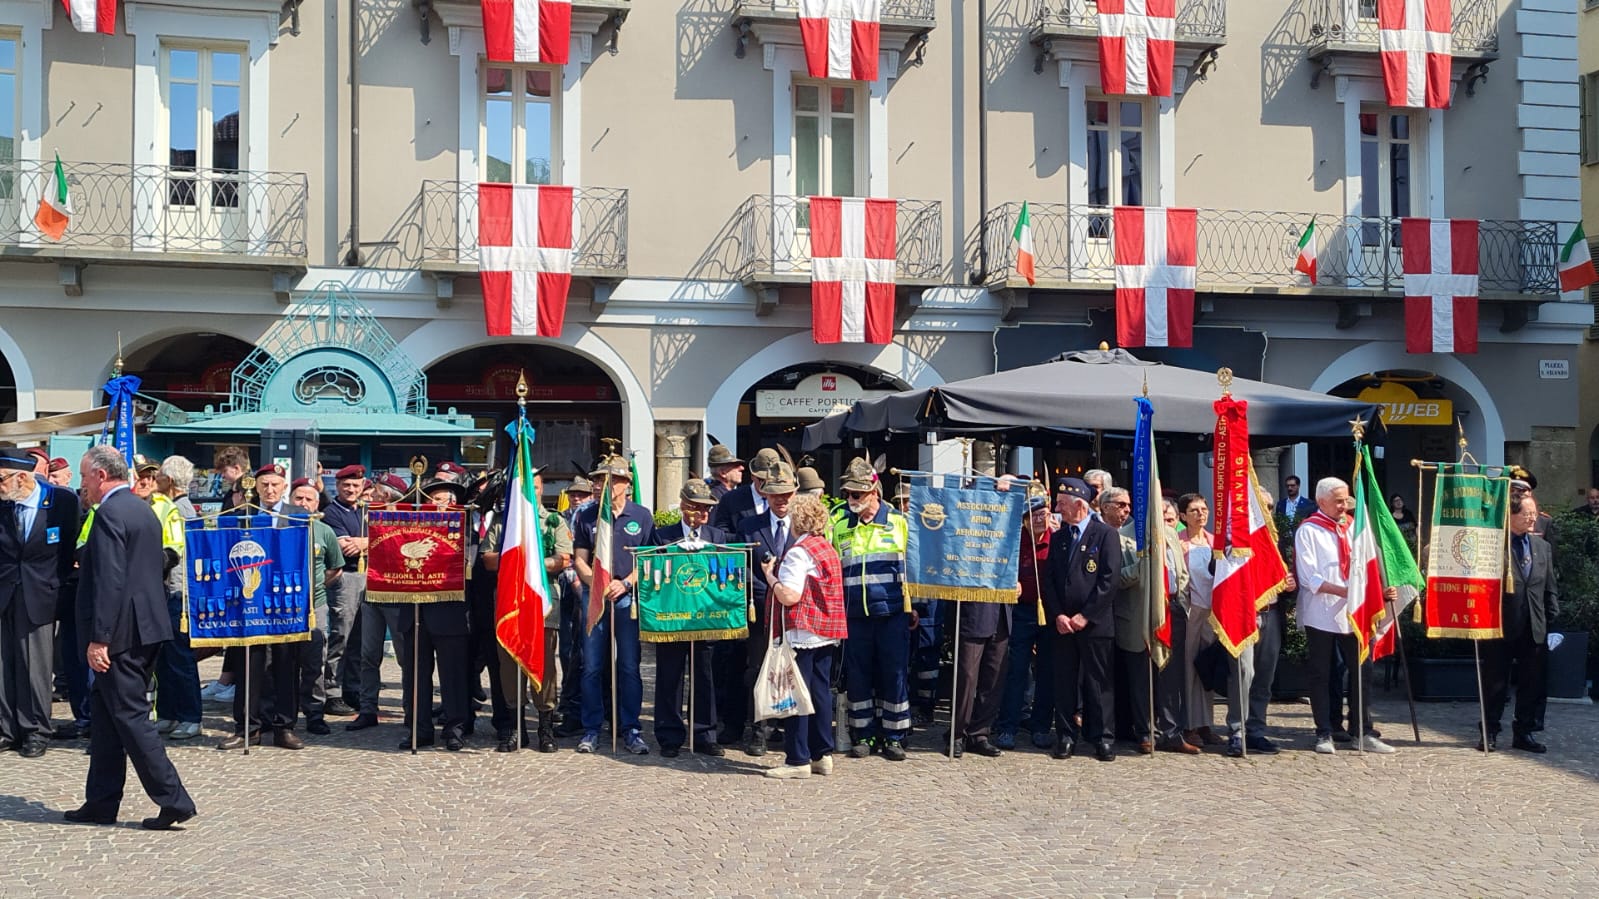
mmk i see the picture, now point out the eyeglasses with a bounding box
[1106,500,1131,508]
[844,490,871,500]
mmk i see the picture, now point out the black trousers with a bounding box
[1117,647,1154,741]
[954,632,1010,740]
[653,640,717,749]
[84,643,195,816]
[229,643,300,734]
[400,625,470,743]
[1481,632,1547,737]
[1154,601,1188,742]
[1052,633,1113,745]
[1307,628,1365,739]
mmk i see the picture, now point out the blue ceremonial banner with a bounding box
[100,374,141,462]
[182,514,315,647]
[906,476,1026,603]
[1132,396,1155,552]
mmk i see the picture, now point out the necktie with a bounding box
[688,526,698,542]
[1517,536,1531,579]
[1069,524,1080,546]
[775,518,787,551]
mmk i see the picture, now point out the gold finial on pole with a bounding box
[1217,367,1234,398]
[239,475,257,507]
[601,436,621,458]
[1141,370,1150,399]
[515,370,529,409]
[112,331,125,378]
[1099,341,1111,351]
[1350,416,1368,443]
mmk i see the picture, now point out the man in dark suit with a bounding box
[1277,476,1315,524]
[66,445,195,830]
[0,454,80,757]
[950,479,1018,759]
[730,465,798,755]
[711,447,781,535]
[1481,493,1560,753]
[1043,477,1123,762]
[650,479,729,757]
[396,479,473,752]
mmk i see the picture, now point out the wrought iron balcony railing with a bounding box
[731,194,944,285]
[0,159,308,260]
[1032,0,1227,43]
[735,0,936,22]
[1307,0,1499,57]
[979,203,1558,296]
[419,182,629,277]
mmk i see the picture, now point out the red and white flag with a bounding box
[478,183,576,338]
[1097,0,1175,97]
[1210,461,1289,658]
[1114,206,1196,348]
[798,0,881,81]
[1378,0,1452,109]
[585,474,616,635]
[482,0,571,64]
[62,0,116,34]
[1402,217,1478,354]
[810,196,896,344]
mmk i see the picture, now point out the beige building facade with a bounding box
[0,0,1591,505]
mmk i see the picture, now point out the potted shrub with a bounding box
[1271,511,1312,699]
[1548,511,1599,701]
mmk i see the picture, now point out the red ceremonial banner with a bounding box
[1212,396,1251,555]
[365,506,469,603]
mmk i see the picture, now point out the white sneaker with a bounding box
[810,756,834,776]
[1361,735,1397,754]
[1314,737,1336,755]
[765,763,812,779]
[168,722,203,740]
[155,719,177,735]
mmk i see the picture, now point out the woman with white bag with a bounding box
[757,495,847,779]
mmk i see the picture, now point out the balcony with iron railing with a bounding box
[978,203,1558,301]
[0,159,308,267]
[730,194,943,302]
[1307,0,1500,60]
[418,182,629,280]
[733,0,936,66]
[1031,0,1227,44]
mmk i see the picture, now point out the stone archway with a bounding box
[0,325,36,423]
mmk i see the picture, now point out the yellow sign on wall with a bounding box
[1357,382,1454,427]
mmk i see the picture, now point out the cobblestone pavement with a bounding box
[2,652,1596,898]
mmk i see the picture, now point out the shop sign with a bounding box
[1356,381,1453,427]
[755,373,892,419]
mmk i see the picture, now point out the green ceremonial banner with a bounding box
[1424,463,1510,639]
[635,546,750,643]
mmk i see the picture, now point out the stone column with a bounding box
[654,422,697,510]
[972,440,998,477]
[1251,447,1286,505]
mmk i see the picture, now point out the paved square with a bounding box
[2,653,1596,897]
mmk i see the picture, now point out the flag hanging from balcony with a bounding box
[1114,206,1196,348]
[1294,218,1317,284]
[1096,0,1175,97]
[1401,217,1479,354]
[478,183,576,339]
[62,0,116,34]
[1378,0,1452,109]
[1559,221,1598,293]
[482,0,571,64]
[34,153,72,241]
[798,0,881,81]
[1013,201,1035,285]
[810,196,897,344]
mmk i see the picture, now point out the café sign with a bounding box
[755,372,892,419]
[1356,381,1453,427]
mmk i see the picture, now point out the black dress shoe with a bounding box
[1477,732,1498,752]
[496,737,518,753]
[141,808,196,831]
[944,738,964,758]
[323,698,357,717]
[444,734,465,752]
[50,724,85,741]
[691,741,726,757]
[18,737,47,758]
[274,729,304,750]
[1051,737,1076,760]
[659,746,681,758]
[0,738,13,752]
[1512,734,1547,754]
[63,805,117,825]
[306,718,332,736]
[398,735,435,750]
[1095,742,1116,762]
[968,737,1003,758]
[345,714,379,731]
[217,732,260,751]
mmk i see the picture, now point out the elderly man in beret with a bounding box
[1043,477,1122,762]
[46,458,72,488]
[713,447,782,535]
[319,463,369,718]
[651,479,729,757]
[704,445,744,502]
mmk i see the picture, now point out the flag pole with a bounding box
[689,639,696,756]
[1386,594,1422,744]
[1350,423,1366,755]
[1455,423,1493,756]
[243,643,251,756]
[411,603,420,755]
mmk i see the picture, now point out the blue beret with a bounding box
[0,453,35,472]
[1026,495,1048,512]
[1056,477,1093,502]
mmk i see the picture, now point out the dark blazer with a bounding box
[712,484,763,535]
[654,522,730,548]
[736,511,792,608]
[1503,534,1559,643]
[1278,496,1315,523]
[0,479,80,628]
[958,597,1012,641]
[77,486,171,653]
[1043,515,1122,637]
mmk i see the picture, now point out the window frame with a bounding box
[1358,105,1421,222]
[478,62,562,186]
[0,30,19,202]
[1085,93,1152,239]
[791,78,865,200]
[1582,72,1599,167]
[159,41,248,173]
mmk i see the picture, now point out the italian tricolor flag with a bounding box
[1013,201,1035,285]
[34,154,72,241]
[1559,221,1598,292]
[585,472,616,634]
[495,415,552,688]
[1294,217,1317,284]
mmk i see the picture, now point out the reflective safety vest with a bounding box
[150,492,186,552]
[831,502,908,618]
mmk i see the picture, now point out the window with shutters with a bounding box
[161,44,248,249]
[1582,72,1599,167]
[1086,96,1150,237]
[481,65,560,185]
[0,33,17,201]
[792,80,864,230]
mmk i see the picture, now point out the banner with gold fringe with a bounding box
[906,476,1025,604]
[635,545,750,643]
[182,513,315,648]
[366,505,469,603]
[1424,463,1509,639]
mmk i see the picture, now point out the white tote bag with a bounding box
[752,604,815,721]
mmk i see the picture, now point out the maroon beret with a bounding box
[48,457,69,472]
[335,464,366,481]
[379,474,410,493]
[291,477,316,491]
[254,464,285,479]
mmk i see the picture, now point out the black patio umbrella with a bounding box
[802,349,1380,450]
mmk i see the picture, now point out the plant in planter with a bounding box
[1548,511,1599,699]
[1271,511,1312,698]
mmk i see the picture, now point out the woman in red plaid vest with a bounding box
[759,494,846,779]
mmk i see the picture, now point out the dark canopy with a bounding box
[803,349,1379,450]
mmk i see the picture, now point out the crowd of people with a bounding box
[0,438,1577,822]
